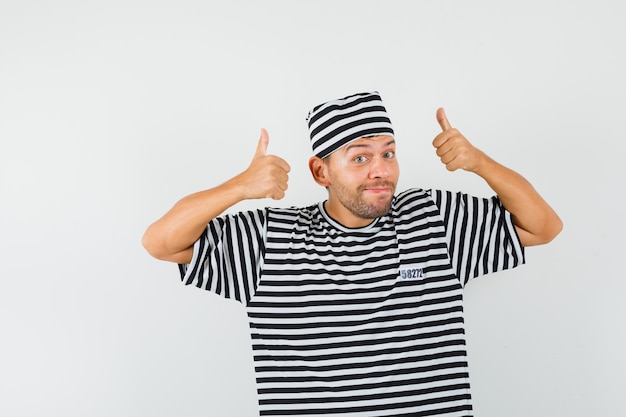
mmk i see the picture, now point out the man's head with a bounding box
[307,92,399,227]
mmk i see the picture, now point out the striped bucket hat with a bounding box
[306,91,395,158]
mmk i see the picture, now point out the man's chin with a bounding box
[356,201,393,219]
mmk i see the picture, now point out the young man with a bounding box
[142,91,562,416]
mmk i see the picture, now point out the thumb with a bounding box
[436,107,452,131]
[254,128,269,157]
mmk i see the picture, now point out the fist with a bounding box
[240,129,291,200]
[432,108,484,172]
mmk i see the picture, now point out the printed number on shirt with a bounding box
[399,268,424,280]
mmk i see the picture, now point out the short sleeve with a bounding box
[177,209,267,305]
[428,189,525,286]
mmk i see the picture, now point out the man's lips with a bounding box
[361,182,395,194]
[364,187,392,193]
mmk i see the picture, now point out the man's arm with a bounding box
[433,108,562,247]
[141,129,290,264]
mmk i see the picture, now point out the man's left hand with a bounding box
[432,107,485,173]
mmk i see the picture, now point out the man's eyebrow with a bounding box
[345,139,396,151]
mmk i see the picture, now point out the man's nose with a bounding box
[369,157,389,179]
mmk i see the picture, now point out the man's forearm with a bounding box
[142,129,291,264]
[474,152,563,247]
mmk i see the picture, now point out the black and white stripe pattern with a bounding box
[430,190,524,286]
[179,188,524,416]
[179,209,266,302]
[306,91,395,158]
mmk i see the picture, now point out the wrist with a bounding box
[471,150,494,176]
[225,172,253,201]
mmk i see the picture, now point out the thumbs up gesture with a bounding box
[432,108,484,173]
[238,128,291,200]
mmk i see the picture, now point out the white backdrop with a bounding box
[1,1,624,416]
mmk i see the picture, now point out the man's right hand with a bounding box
[237,128,291,200]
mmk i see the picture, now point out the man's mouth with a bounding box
[365,187,391,193]
[361,182,395,194]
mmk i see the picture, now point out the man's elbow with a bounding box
[142,229,193,264]
[544,215,564,243]
[521,215,563,247]
[142,228,166,260]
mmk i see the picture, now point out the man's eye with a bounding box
[384,151,395,159]
[353,156,367,163]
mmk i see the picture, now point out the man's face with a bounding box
[323,135,399,227]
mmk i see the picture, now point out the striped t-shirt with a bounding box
[179,188,525,417]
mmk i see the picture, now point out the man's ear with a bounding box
[309,156,331,187]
